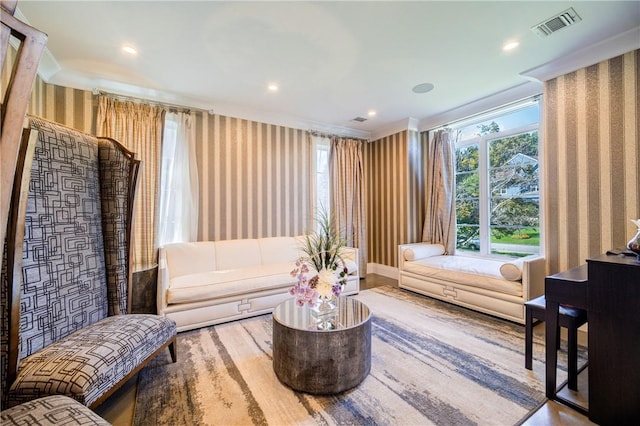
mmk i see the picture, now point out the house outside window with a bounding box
[453,100,541,258]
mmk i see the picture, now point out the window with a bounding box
[158,117,179,246]
[454,100,541,258]
[158,112,198,246]
[313,135,331,223]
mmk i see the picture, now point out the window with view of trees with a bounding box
[454,100,541,258]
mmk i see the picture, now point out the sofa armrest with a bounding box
[521,255,546,301]
[340,246,359,276]
[157,247,170,315]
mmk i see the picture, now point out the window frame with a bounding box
[453,107,542,259]
[312,135,331,227]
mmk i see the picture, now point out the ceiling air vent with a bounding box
[531,7,582,38]
[351,117,367,122]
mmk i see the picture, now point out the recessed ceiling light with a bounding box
[503,41,520,51]
[412,83,434,94]
[121,44,138,56]
[367,110,377,117]
[267,83,279,92]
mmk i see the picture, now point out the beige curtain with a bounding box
[422,129,456,254]
[97,96,166,270]
[329,137,367,276]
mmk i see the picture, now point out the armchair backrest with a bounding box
[98,135,140,316]
[1,116,139,401]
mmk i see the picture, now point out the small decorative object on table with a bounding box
[290,208,348,330]
[627,219,640,260]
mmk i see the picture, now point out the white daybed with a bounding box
[398,243,545,324]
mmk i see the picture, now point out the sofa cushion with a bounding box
[167,263,297,304]
[164,242,216,279]
[215,239,262,270]
[403,244,445,261]
[258,236,303,264]
[402,255,522,296]
[170,263,294,289]
[9,315,177,408]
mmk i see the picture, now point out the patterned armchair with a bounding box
[1,116,177,409]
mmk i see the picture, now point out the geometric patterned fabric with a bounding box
[2,116,177,409]
[0,395,111,425]
[8,314,177,408]
[98,139,135,316]
[19,117,108,361]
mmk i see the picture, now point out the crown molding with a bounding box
[370,117,419,142]
[520,26,640,82]
[14,8,61,81]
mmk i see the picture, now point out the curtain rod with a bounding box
[93,89,213,115]
[308,129,369,142]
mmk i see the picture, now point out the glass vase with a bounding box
[310,295,338,330]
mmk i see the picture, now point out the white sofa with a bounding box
[398,243,545,324]
[158,236,360,332]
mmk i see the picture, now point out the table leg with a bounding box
[545,299,560,398]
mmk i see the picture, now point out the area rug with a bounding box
[134,286,581,425]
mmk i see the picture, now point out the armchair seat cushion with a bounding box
[9,315,176,407]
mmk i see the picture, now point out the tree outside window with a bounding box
[454,101,541,258]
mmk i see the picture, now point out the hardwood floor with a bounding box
[94,274,591,425]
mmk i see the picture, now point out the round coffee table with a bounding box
[272,297,371,394]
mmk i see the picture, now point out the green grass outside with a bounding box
[491,229,539,246]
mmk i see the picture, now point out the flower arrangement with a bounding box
[289,208,348,307]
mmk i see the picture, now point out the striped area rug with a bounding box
[134,286,577,425]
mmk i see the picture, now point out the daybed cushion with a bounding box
[9,315,177,407]
[499,258,526,281]
[1,395,110,425]
[402,256,523,296]
[403,244,445,261]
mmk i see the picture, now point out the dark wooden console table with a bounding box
[545,254,640,424]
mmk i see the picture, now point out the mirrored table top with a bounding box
[273,297,370,331]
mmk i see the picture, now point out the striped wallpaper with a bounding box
[8,44,637,274]
[192,112,313,241]
[4,45,313,245]
[364,130,426,268]
[544,49,639,274]
[2,47,95,133]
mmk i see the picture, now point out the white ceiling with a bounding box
[16,1,640,139]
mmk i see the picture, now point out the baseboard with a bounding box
[366,263,398,280]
